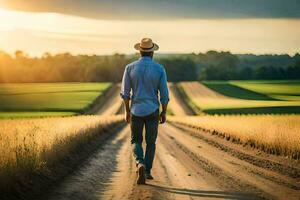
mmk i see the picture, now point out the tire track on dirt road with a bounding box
[98,123,264,200]
[154,132,258,200]
[46,126,130,200]
[170,122,300,182]
[168,83,195,116]
[44,122,299,200]
[160,123,300,200]
[101,128,170,200]
[87,83,123,116]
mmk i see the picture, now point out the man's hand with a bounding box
[123,99,131,123]
[159,111,166,124]
[125,111,131,123]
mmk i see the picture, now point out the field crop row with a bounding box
[0,115,123,197]
[179,81,300,114]
[0,82,111,118]
[169,115,300,159]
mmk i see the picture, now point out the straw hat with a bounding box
[134,38,159,52]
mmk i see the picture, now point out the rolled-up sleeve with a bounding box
[120,66,131,100]
[159,67,169,104]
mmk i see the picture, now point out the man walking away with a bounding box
[120,38,169,185]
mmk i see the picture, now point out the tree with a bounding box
[15,50,26,59]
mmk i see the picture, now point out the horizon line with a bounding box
[1,49,299,58]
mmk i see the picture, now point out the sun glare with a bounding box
[0,7,299,56]
[0,8,15,30]
[0,8,63,31]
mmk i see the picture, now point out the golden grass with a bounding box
[0,115,123,190]
[169,115,300,159]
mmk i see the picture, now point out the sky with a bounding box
[0,0,299,56]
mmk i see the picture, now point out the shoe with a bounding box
[145,173,154,180]
[136,164,146,184]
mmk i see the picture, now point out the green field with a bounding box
[0,82,111,118]
[230,80,300,101]
[181,80,300,114]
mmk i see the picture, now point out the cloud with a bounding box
[2,0,300,19]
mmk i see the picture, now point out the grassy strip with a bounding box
[180,81,300,115]
[0,115,124,200]
[175,83,201,114]
[169,115,300,160]
[0,82,111,118]
[0,111,76,119]
[202,81,275,100]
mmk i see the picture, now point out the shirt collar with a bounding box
[139,56,152,61]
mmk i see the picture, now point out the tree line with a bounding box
[197,51,300,80]
[0,50,299,83]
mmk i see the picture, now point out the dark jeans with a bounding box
[130,109,159,174]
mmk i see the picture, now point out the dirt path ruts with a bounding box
[155,128,260,200]
[159,124,300,200]
[100,123,300,200]
[94,83,123,116]
[46,126,130,200]
[98,124,260,200]
[45,121,300,200]
[171,122,300,181]
[168,82,195,116]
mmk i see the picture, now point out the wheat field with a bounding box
[169,115,300,159]
[0,115,123,190]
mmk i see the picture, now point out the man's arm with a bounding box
[120,66,131,123]
[160,103,168,124]
[123,99,131,123]
[159,67,169,124]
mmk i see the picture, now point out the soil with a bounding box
[86,83,123,116]
[168,83,195,116]
[44,122,300,200]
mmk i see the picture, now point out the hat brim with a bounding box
[134,43,159,52]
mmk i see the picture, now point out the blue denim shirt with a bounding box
[120,56,169,117]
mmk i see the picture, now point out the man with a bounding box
[120,38,169,185]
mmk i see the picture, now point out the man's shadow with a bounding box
[147,183,261,200]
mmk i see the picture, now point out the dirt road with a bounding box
[45,84,300,200]
[86,83,123,116]
[46,124,300,200]
[168,83,195,116]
